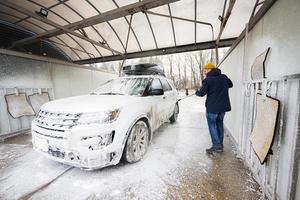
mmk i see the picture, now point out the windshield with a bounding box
[92,77,150,96]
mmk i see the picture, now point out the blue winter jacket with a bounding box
[195,68,233,113]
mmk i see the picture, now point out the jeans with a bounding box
[206,112,225,148]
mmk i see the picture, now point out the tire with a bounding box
[169,103,179,123]
[123,120,149,163]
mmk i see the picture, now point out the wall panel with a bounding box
[0,53,117,136]
[219,0,300,199]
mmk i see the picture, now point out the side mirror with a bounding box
[148,88,164,96]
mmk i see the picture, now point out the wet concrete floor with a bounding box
[0,97,262,200]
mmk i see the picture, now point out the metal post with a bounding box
[273,79,287,199]
[145,10,214,43]
[287,79,300,200]
[249,0,260,22]
[111,0,142,52]
[119,14,133,76]
[240,23,249,154]
[215,46,219,64]
[125,15,133,54]
[194,0,197,44]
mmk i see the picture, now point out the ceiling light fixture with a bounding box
[36,8,48,18]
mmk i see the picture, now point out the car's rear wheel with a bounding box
[169,103,179,123]
[123,120,149,163]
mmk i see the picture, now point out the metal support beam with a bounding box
[215,0,228,63]
[146,10,213,27]
[146,9,215,60]
[0,11,79,60]
[21,0,95,59]
[112,0,142,52]
[47,39,95,57]
[167,4,177,47]
[125,15,133,53]
[194,0,197,44]
[59,1,103,57]
[145,10,214,40]
[85,0,126,53]
[14,0,69,24]
[215,0,236,64]
[217,0,277,67]
[144,12,158,49]
[5,0,179,48]
[249,0,265,22]
[216,0,236,45]
[75,38,236,64]
[119,14,134,75]
[0,0,123,55]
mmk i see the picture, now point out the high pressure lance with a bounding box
[177,93,196,102]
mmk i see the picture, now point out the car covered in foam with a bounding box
[32,70,179,170]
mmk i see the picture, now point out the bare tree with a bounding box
[193,50,213,86]
[111,48,221,90]
[166,54,175,83]
[189,56,197,89]
[175,55,183,89]
[184,56,188,89]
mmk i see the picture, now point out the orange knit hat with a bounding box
[203,63,215,69]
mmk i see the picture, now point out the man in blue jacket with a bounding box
[196,63,233,154]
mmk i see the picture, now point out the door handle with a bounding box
[163,96,166,99]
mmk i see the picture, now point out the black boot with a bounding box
[206,146,223,154]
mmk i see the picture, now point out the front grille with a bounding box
[35,110,81,132]
[33,130,66,139]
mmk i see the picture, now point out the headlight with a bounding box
[81,131,115,151]
[77,109,120,124]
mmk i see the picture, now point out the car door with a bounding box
[147,78,165,129]
[160,78,177,120]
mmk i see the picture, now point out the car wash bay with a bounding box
[0,96,262,199]
[0,0,300,199]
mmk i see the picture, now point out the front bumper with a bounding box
[32,123,122,170]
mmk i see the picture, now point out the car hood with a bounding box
[41,94,140,114]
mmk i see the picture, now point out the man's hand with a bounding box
[195,80,208,97]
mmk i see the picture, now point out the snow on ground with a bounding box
[0,96,262,200]
[0,149,70,199]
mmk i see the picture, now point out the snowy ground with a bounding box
[0,96,262,200]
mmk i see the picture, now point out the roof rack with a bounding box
[122,63,165,77]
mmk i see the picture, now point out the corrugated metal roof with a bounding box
[0,0,258,63]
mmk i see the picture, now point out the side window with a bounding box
[160,79,172,92]
[149,78,163,91]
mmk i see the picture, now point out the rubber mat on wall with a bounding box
[251,48,270,80]
[5,93,35,118]
[250,94,279,164]
[28,92,50,114]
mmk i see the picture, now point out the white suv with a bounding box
[32,75,179,170]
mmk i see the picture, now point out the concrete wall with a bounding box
[219,0,300,199]
[0,52,117,136]
[50,63,116,99]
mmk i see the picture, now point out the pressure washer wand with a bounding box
[177,93,196,102]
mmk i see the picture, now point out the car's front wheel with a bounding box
[123,120,149,163]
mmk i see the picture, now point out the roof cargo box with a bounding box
[123,63,165,77]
